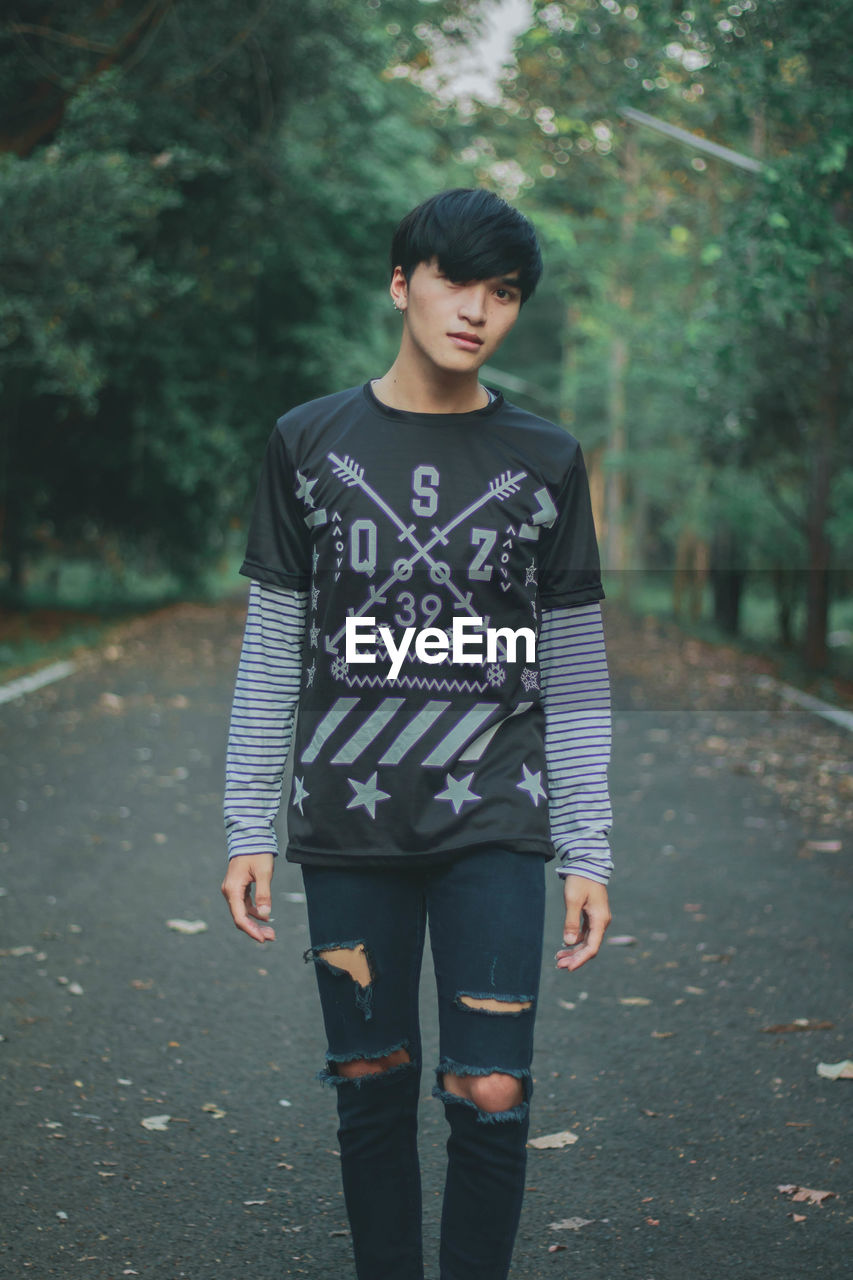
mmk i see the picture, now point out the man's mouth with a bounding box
[448,332,484,352]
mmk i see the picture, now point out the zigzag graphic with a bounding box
[330,454,365,486]
[341,671,489,694]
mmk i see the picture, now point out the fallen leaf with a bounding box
[8,945,36,957]
[244,1199,268,1206]
[166,918,207,935]
[641,1109,659,1117]
[548,1244,568,1252]
[279,1099,292,1107]
[801,840,842,853]
[785,1122,812,1128]
[762,1019,834,1034]
[329,1229,350,1237]
[607,935,637,947]
[816,1060,853,1080]
[684,903,703,912]
[277,1162,294,1170]
[789,1213,807,1223]
[68,982,84,996]
[99,692,124,712]
[619,997,652,1006]
[557,999,575,1010]
[140,1114,171,1131]
[777,1185,836,1206]
[202,1102,226,1119]
[651,1031,674,1039]
[549,1217,594,1231]
[56,1211,68,1221]
[646,1217,660,1226]
[528,1130,579,1149]
[685,987,705,995]
[131,979,154,990]
[282,891,307,903]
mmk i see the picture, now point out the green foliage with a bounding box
[0,0,475,591]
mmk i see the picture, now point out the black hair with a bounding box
[390,188,543,304]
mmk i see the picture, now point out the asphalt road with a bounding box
[1,597,850,1280]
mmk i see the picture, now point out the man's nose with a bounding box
[458,284,487,324]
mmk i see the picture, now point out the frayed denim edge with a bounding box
[432,1057,532,1124]
[316,1038,416,1089]
[454,991,536,1016]
[303,939,375,1020]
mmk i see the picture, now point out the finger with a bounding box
[249,864,274,921]
[562,898,587,948]
[221,878,275,944]
[556,907,610,971]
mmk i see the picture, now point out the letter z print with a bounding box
[325,453,527,655]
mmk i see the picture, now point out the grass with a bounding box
[606,571,853,699]
[0,549,247,681]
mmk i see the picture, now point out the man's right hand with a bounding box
[221,853,276,944]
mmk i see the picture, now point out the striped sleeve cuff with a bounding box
[224,581,307,860]
[539,602,613,884]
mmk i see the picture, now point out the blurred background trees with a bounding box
[1,0,851,676]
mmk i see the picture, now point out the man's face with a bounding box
[392,257,522,376]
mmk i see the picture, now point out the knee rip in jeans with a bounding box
[433,1058,531,1123]
[304,939,375,1019]
[455,991,534,1015]
[319,1041,414,1089]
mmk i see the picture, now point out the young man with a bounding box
[222,188,613,1280]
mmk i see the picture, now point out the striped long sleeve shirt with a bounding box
[224,582,613,882]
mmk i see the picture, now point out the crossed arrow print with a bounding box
[321,453,557,659]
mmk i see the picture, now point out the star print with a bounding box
[524,558,537,586]
[346,771,391,820]
[516,763,547,807]
[292,775,309,814]
[311,585,320,611]
[305,660,316,687]
[295,470,317,508]
[436,771,481,815]
[309,625,320,648]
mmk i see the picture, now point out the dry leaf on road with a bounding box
[166,919,208,935]
[762,1019,834,1034]
[816,1060,853,1080]
[140,1115,171,1131]
[528,1130,579,1149]
[777,1185,836,1206]
[607,935,637,947]
[619,997,652,1006]
[549,1217,594,1231]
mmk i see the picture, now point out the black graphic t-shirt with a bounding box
[239,381,604,867]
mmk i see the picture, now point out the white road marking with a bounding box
[0,660,76,706]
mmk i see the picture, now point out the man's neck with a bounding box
[372,356,490,415]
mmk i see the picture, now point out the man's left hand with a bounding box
[556,875,611,972]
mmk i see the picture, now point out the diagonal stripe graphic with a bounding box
[301,697,360,763]
[377,700,451,765]
[331,698,406,765]
[458,701,534,762]
[421,703,499,769]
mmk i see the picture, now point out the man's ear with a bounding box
[390,264,408,312]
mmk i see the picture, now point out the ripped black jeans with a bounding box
[302,847,546,1280]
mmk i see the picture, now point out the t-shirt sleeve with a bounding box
[239,425,312,590]
[537,444,604,609]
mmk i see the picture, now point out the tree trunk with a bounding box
[803,353,839,671]
[710,526,745,636]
